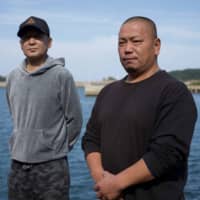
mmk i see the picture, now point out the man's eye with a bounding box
[119,41,126,46]
[133,40,142,44]
[22,34,43,40]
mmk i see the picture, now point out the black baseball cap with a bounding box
[17,16,50,38]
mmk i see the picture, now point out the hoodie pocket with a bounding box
[9,128,54,158]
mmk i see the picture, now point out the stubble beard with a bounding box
[123,65,142,79]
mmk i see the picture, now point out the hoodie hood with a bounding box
[20,56,65,76]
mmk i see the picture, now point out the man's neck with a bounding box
[26,55,47,72]
[126,65,160,83]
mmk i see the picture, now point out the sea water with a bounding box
[0,88,200,200]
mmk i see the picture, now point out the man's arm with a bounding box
[5,74,12,114]
[86,152,104,183]
[116,158,154,189]
[82,101,104,183]
[61,70,83,150]
[82,92,102,161]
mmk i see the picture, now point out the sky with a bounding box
[0,0,200,81]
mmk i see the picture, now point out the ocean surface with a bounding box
[0,87,200,200]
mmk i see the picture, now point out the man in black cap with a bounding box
[17,16,50,37]
[6,16,82,200]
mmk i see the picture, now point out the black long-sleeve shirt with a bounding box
[82,70,197,200]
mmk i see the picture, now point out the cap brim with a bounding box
[17,25,47,37]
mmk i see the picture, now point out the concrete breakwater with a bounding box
[81,81,200,96]
[185,81,200,93]
[1,81,200,95]
[0,80,106,95]
[187,85,200,93]
[0,82,6,88]
[0,81,104,95]
[76,80,114,96]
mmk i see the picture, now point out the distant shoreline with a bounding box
[0,81,6,88]
[1,81,200,95]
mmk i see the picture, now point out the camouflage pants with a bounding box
[8,158,70,200]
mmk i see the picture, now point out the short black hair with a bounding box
[122,16,158,38]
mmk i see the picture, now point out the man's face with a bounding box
[118,20,160,75]
[20,28,52,60]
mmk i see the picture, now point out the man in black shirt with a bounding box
[82,16,197,200]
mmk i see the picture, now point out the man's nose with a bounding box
[125,42,134,53]
[28,37,36,44]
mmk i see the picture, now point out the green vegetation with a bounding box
[0,68,200,83]
[169,68,200,82]
[103,76,117,81]
[187,80,200,86]
[0,75,6,82]
[189,80,200,85]
[104,69,200,83]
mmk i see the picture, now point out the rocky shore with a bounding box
[0,82,6,88]
[1,81,200,96]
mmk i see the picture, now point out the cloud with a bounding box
[1,33,200,81]
[0,1,116,27]
[3,0,59,9]
[0,36,125,80]
[159,42,200,71]
[159,25,200,42]
[1,1,200,80]
[0,14,24,25]
[0,39,23,75]
[50,35,125,81]
[0,12,112,26]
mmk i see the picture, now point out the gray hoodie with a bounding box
[6,57,82,163]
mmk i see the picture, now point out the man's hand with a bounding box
[94,171,123,200]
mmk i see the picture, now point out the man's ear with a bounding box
[20,39,24,50]
[48,38,52,48]
[154,38,161,56]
